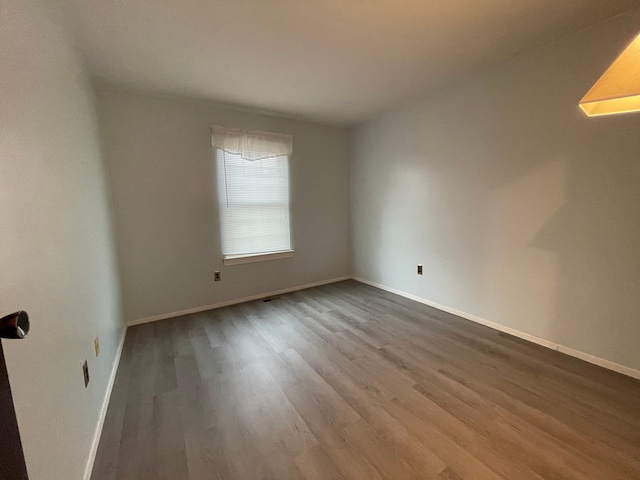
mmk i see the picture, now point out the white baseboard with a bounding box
[127,276,352,327]
[352,276,640,381]
[83,327,127,480]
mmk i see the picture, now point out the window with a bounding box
[212,126,293,266]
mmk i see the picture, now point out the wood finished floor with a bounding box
[91,280,640,480]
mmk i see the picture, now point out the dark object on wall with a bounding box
[0,311,29,339]
[0,311,30,479]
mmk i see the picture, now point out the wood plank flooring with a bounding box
[91,280,640,480]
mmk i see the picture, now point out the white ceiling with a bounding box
[60,0,637,125]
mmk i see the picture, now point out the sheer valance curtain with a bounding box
[211,126,293,161]
[211,126,293,263]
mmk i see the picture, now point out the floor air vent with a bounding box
[263,296,282,302]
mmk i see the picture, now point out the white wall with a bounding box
[97,90,351,323]
[352,8,640,372]
[0,2,124,479]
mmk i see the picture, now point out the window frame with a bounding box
[213,136,294,266]
[223,249,294,266]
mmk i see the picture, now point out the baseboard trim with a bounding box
[127,276,352,327]
[83,327,127,480]
[352,276,640,381]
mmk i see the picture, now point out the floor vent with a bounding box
[263,296,282,302]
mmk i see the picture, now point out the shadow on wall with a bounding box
[352,9,640,371]
[530,120,640,369]
[470,21,640,369]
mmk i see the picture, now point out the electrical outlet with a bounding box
[214,270,221,281]
[417,264,423,275]
[82,360,90,388]
[94,336,100,357]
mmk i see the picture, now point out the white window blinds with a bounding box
[212,126,293,258]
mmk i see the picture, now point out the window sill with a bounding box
[223,250,294,266]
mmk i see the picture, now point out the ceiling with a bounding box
[60,0,637,125]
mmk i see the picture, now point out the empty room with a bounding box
[2,0,640,479]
